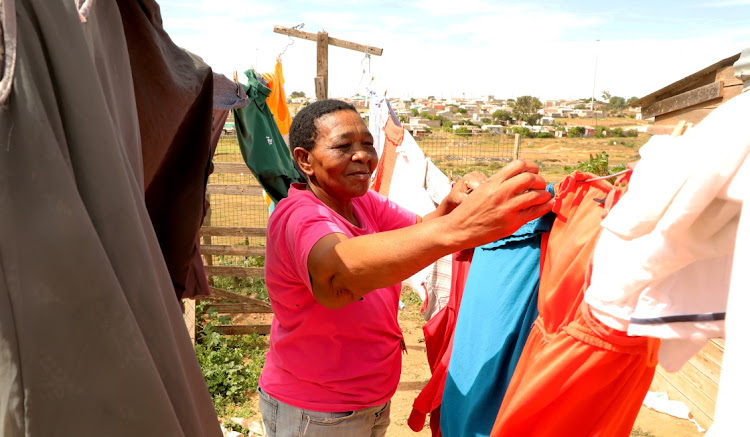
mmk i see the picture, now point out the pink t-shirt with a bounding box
[259,183,417,412]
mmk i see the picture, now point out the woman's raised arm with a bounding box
[307,160,554,309]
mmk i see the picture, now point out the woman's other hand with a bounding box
[427,171,488,219]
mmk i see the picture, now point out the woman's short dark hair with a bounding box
[289,99,359,151]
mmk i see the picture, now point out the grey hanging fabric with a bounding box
[0,0,221,435]
[213,72,249,110]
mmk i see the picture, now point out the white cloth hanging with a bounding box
[584,90,750,374]
[367,92,453,317]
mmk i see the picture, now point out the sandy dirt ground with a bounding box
[387,295,706,437]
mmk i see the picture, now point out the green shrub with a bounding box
[194,254,269,415]
[567,126,585,137]
[563,151,626,179]
[512,126,535,138]
[610,127,624,137]
[537,132,554,139]
[625,129,639,137]
[194,304,259,413]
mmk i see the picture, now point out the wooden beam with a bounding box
[208,287,268,304]
[273,25,383,56]
[200,244,266,257]
[204,265,265,278]
[632,53,740,108]
[205,302,273,314]
[317,32,329,100]
[642,81,723,119]
[206,184,263,196]
[215,324,272,336]
[212,162,251,174]
[200,226,267,237]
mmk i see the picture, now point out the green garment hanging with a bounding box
[233,69,304,203]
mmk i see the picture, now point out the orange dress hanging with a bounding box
[262,59,292,135]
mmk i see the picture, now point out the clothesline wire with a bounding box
[581,168,632,183]
[358,53,371,88]
[278,23,305,60]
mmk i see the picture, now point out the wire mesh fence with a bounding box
[416,131,515,179]
[203,135,268,274]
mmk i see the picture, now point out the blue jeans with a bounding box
[258,388,391,437]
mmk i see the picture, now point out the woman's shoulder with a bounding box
[355,189,389,211]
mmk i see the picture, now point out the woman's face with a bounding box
[301,109,378,200]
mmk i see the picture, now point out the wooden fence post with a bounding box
[184,299,196,345]
[202,193,214,286]
[513,134,521,160]
[316,31,329,100]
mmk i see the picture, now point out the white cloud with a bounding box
[694,0,750,6]
[300,12,381,33]
[159,2,750,101]
[160,0,275,17]
[441,11,599,45]
[414,0,509,15]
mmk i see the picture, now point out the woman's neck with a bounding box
[306,183,359,227]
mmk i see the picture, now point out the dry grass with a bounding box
[518,135,649,183]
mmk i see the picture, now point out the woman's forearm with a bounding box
[307,215,461,308]
[308,160,554,309]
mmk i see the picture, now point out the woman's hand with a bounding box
[424,171,488,220]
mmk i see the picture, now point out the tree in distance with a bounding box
[511,96,542,125]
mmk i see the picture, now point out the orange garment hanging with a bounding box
[261,59,292,135]
[490,170,659,437]
[370,116,403,196]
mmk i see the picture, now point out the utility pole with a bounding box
[591,39,600,112]
[273,25,383,101]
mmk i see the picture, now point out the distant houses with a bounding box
[290,92,643,136]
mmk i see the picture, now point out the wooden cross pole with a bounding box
[273,25,383,101]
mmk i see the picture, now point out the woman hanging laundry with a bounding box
[257,99,554,436]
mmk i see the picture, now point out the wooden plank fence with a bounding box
[649,340,723,429]
[190,159,272,338]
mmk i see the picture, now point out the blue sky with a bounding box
[159,0,750,101]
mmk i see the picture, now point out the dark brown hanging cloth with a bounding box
[116,0,214,300]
